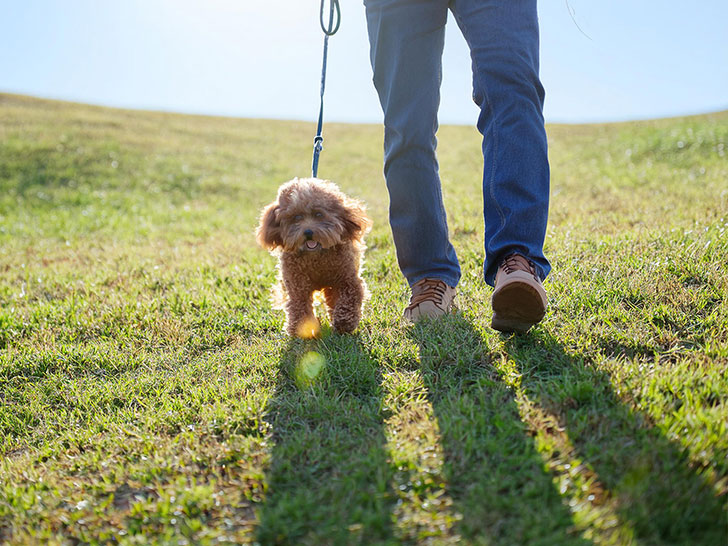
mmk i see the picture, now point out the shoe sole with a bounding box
[403,304,454,323]
[491,281,546,333]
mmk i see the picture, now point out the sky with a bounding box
[1,1,727,125]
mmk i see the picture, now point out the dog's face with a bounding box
[257,178,371,253]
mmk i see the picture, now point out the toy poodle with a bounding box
[256,177,372,336]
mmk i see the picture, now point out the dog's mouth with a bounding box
[303,240,322,251]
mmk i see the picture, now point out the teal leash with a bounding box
[311,0,341,179]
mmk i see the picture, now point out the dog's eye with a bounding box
[294,214,304,222]
[314,212,324,218]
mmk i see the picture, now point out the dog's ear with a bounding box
[341,200,373,242]
[256,202,283,250]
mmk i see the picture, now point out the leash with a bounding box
[311,0,341,179]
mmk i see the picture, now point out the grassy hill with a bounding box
[0,93,726,544]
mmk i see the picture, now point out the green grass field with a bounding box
[1,93,726,544]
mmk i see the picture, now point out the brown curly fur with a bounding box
[256,178,372,336]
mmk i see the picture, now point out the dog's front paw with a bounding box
[287,315,321,338]
[332,312,360,334]
[333,321,357,334]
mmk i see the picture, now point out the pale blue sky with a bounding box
[1,1,726,124]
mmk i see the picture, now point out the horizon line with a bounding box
[3,90,727,128]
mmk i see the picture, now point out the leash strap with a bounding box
[311,0,341,179]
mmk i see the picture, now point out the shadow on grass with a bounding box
[409,315,591,545]
[505,331,725,545]
[256,333,395,544]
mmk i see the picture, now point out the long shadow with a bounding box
[409,315,592,545]
[256,333,396,545]
[505,331,726,545]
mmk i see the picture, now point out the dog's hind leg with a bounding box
[322,286,339,316]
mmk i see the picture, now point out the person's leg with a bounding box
[450,0,551,286]
[364,0,461,289]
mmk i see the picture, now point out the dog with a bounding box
[256,178,372,337]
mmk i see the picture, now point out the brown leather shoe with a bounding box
[403,278,456,322]
[491,254,547,333]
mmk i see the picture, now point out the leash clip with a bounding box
[313,135,324,152]
[312,136,325,178]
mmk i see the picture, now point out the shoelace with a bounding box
[501,254,538,279]
[406,278,448,309]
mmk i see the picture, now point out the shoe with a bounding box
[491,254,547,333]
[403,278,456,322]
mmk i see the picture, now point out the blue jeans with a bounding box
[364,0,551,287]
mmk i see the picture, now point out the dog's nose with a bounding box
[304,229,314,240]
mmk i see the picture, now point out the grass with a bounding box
[0,92,726,544]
